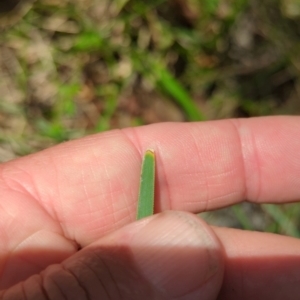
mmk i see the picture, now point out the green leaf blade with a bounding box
[136,149,156,220]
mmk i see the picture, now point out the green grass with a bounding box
[137,150,156,220]
[0,0,300,234]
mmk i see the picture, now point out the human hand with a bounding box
[0,116,300,300]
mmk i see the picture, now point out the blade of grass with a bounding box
[262,204,300,237]
[201,0,220,14]
[231,204,254,230]
[152,62,206,121]
[132,52,206,121]
[136,149,155,220]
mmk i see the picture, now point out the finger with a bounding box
[213,226,300,300]
[1,116,300,245]
[1,212,224,300]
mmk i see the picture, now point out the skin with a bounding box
[0,116,300,299]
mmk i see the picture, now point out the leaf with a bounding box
[136,149,155,220]
[262,204,300,237]
[201,0,220,14]
[152,62,206,121]
[73,31,103,51]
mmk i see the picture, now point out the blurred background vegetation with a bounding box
[1,0,300,235]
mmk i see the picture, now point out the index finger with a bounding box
[1,116,300,244]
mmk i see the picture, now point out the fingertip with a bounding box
[124,211,224,299]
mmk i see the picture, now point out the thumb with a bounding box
[4,211,224,300]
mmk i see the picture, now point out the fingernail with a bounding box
[130,211,221,298]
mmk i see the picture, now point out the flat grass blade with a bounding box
[154,63,206,121]
[136,149,155,220]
